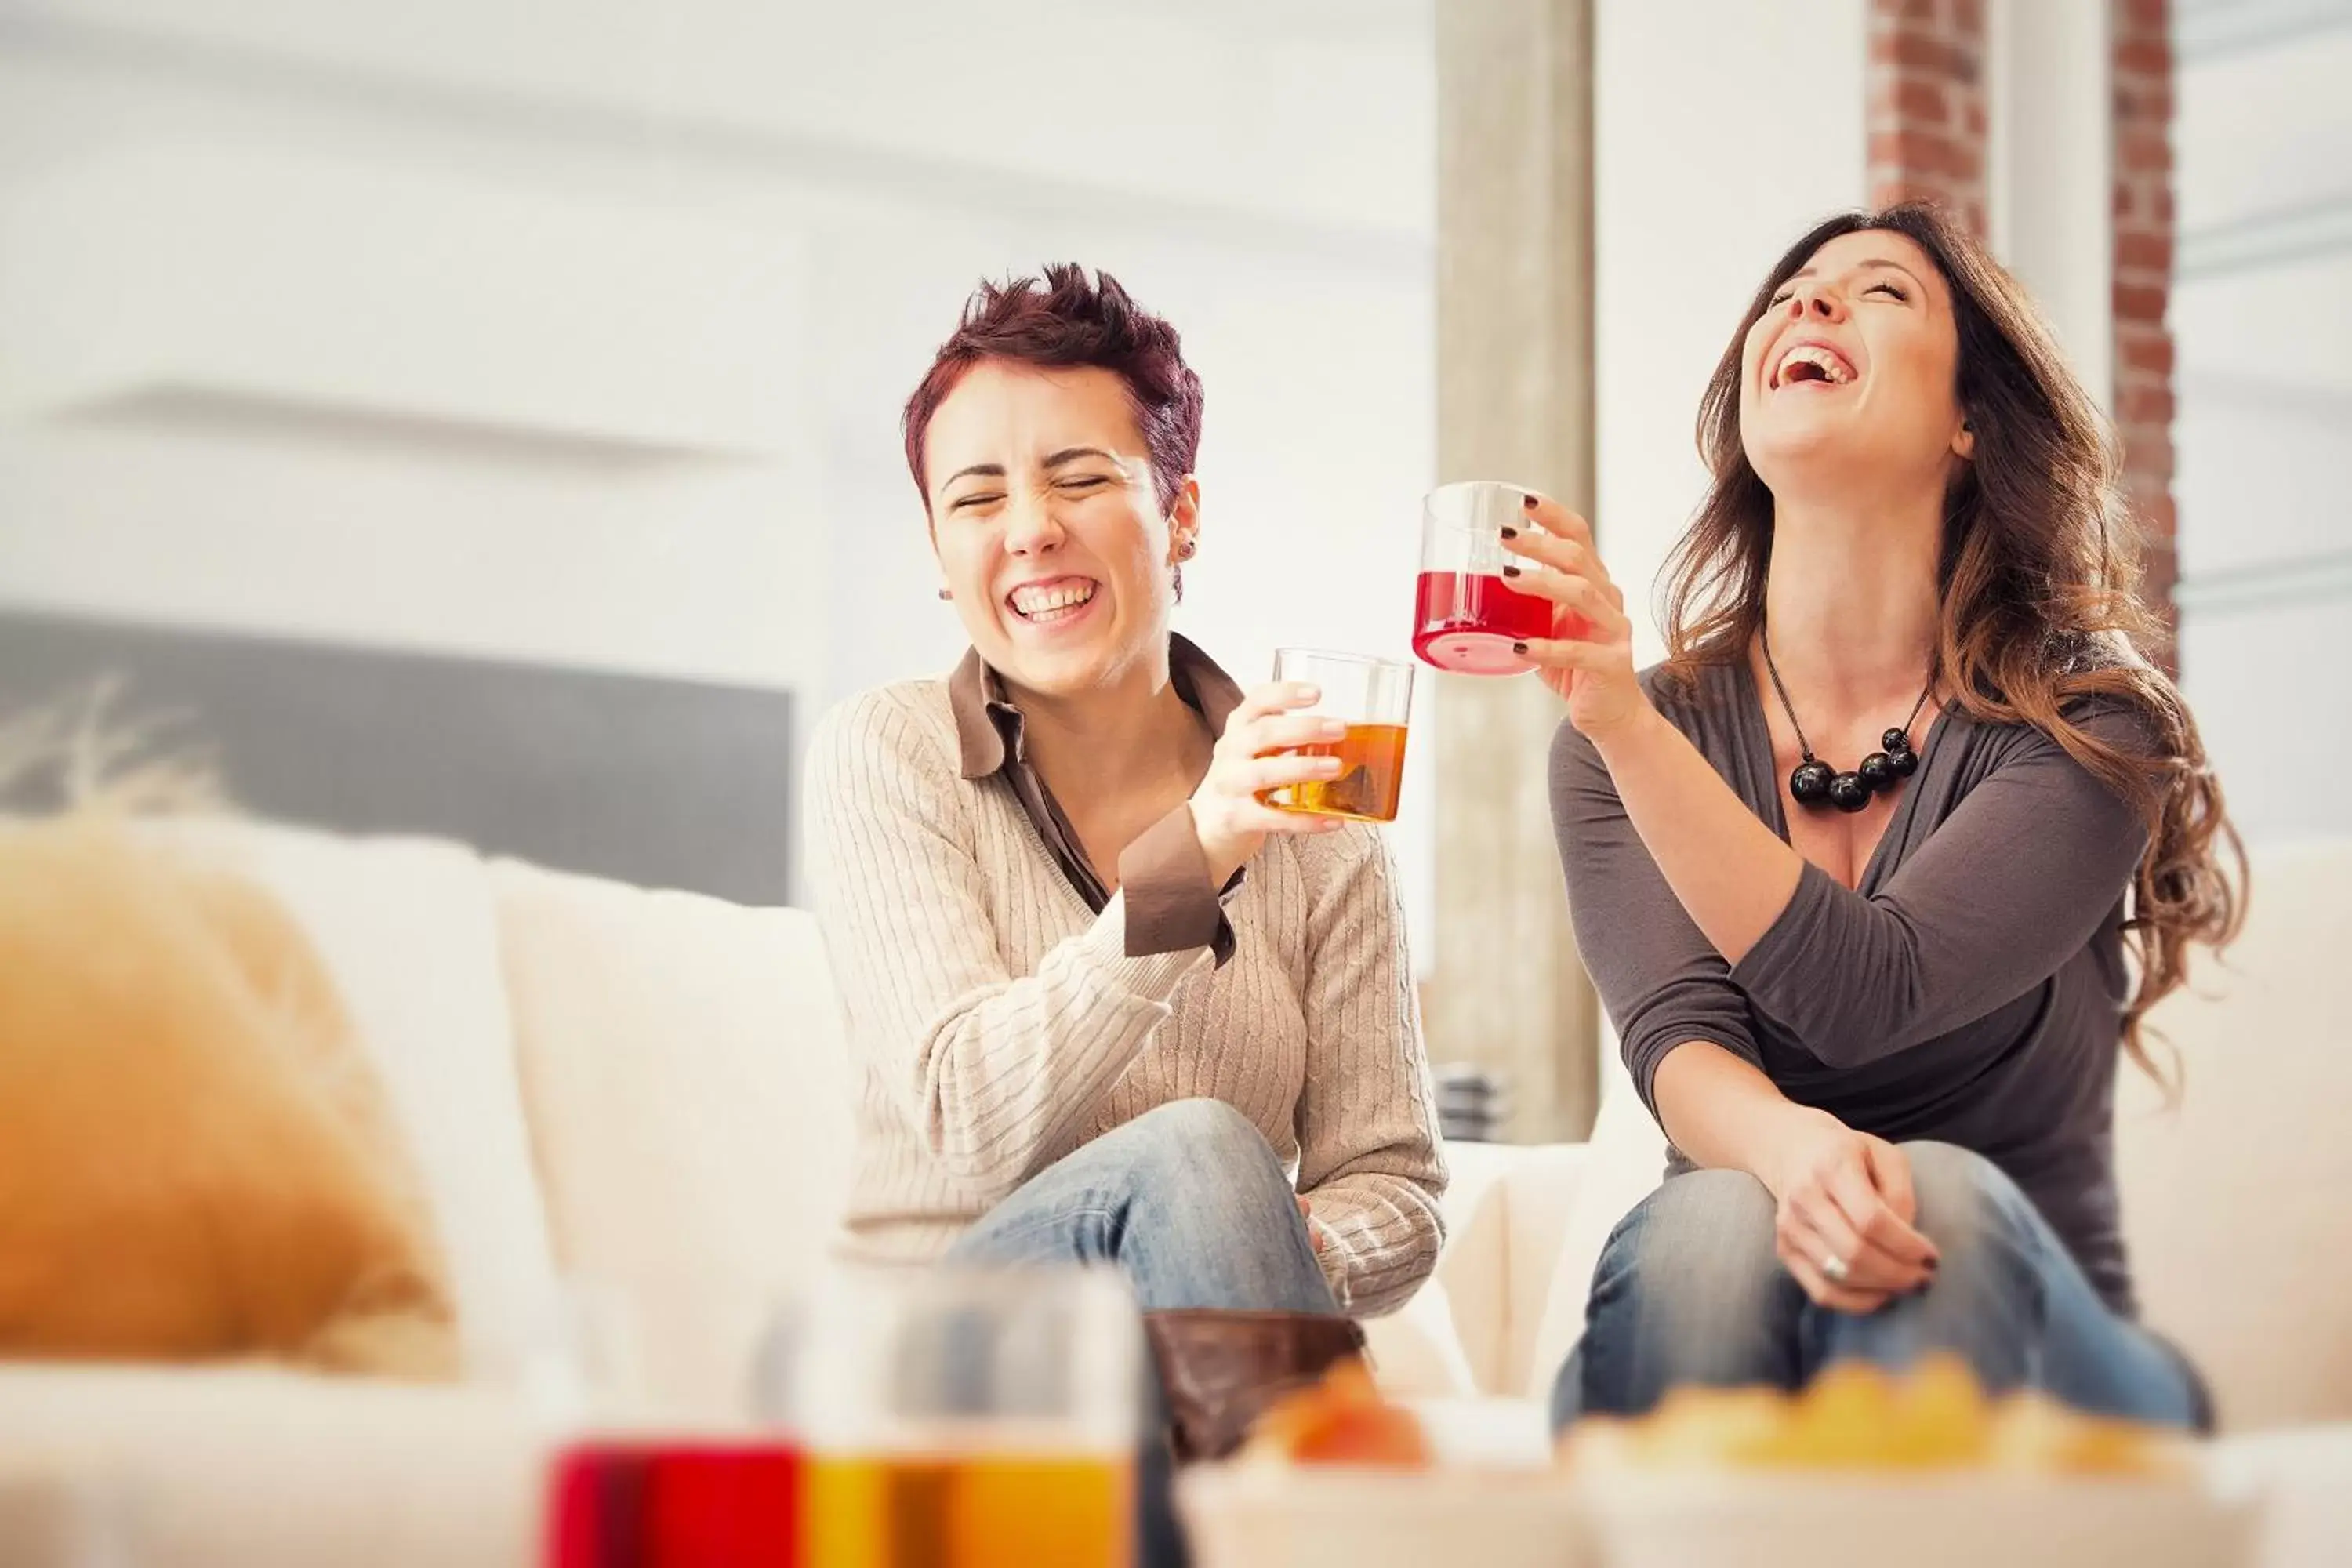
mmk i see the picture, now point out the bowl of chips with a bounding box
[1559,1359,2259,1568]
[1178,1363,1592,1568]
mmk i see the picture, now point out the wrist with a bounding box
[1586,693,1666,758]
[1750,1104,1846,1198]
[1189,804,1246,888]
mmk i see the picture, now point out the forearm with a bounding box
[1591,704,1805,966]
[1299,1172,1445,1317]
[1650,1038,1842,1196]
[833,888,1207,1200]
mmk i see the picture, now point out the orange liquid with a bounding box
[1262,723,1409,823]
[804,1452,1129,1568]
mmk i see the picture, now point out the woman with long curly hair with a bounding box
[1504,203,2243,1430]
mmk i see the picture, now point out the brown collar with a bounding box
[948,633,1244,782]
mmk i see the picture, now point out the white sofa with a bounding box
[2,822,2347,1567]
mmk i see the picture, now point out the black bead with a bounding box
[1886,745,1920,778]
[1882,728,1911,753]
[1789,760,1835,804]
[1857,751,1893,791]
[1828,772,1872,812]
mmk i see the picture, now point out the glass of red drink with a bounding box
[1414,481,1574,676]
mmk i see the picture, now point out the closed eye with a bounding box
[1866,281,1909,301]
[1768,289,1794,307]
[1058,475,1113,492]
[949,492,1005,511]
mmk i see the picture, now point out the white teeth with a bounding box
[1775,343,1857,387]
[1011,581,1097,618]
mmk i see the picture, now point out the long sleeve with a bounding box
[1549,716,1763,1115]
[807,691,1210,1204]
[1728,710,2149,1067]
[1289,826,1447,1317]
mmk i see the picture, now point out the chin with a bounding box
[1747,418,1872,487]
[989,628,1137,698]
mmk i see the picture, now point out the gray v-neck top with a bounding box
[1550,660,2151,1314]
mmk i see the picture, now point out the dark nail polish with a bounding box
[1502,564,1522,578]
[1500,525,1519,539]
[1512,641,1529,655]
[1521,493,1538,510]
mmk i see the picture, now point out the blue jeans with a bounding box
[1549,1140,2209,1433]
[943,1097,1338,1313]
[943,1099,1340,1568]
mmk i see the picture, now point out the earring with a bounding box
[937,587,952,601]
[1175,537,1197,561]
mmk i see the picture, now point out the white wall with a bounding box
[2172,10,2352,845]
[0,1,1439,916]
[1594,0,1870,661]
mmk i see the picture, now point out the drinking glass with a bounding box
[1413,480,1578,676]
[535,1277,804,1568]
[1261,649,1415,824]
[775,1264,1144,1568]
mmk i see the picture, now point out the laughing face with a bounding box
[1737,228,1975,496]
[924,359,1194,700]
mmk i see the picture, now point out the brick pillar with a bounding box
[2112,0,2179,661]
[1867,0,1990,235]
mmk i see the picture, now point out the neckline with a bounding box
[1733,656,1956,893]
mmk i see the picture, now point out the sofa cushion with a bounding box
[0,813,458,1375]
[166,821,563,1385]
[0,1365,544,1568]
[1522,1045,1668,1400]
[490,859,858,1417]
[2118,839,2352,1430]
[1361,1274,1479,1400]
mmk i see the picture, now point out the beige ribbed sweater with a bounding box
[806,678,1447,1316]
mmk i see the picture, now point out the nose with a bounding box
[1785,281,1848,324]
[1002,488,1065,557]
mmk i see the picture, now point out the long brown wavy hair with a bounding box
[1661,202,2244,1078]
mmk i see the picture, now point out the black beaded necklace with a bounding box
[1761,625,1935,815]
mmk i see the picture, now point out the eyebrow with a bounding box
[938,447,1120,493]
[1785,259,1929,292]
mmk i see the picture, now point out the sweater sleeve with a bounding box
[1549,715,1764,1116]
[1729,709,2150,1067]
[1290,826,1448,1317]
[806,691,1211,1204]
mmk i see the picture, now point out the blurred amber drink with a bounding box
[776,1266,1144,1568]
[804,1447,1129,1567]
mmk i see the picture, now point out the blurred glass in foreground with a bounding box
[771,1264,1144,1568]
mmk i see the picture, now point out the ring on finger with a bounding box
[1819,1252,1852,1284]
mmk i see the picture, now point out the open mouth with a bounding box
[1007,577,1099,625]
[1772,341,1860,390]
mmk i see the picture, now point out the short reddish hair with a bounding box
[902,264,1205,517]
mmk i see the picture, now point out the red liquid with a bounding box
[548,1439,801,1568]
[1413,571,1579,675]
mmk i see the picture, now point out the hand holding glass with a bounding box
[1414,481,1588,676]
[1257,649,1414,824]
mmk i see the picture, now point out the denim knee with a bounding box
[1900,1140,2040,1250]
[1562,1167,1793,1424]
[1595,1167,1782,1305]
[1120,1099,1289,1202]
